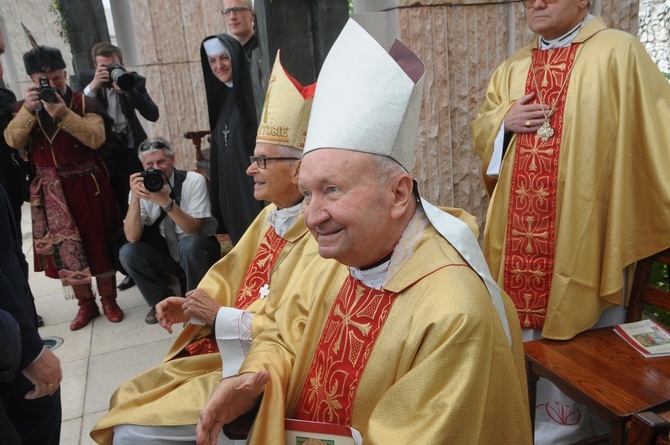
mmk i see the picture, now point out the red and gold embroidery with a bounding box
[503,44,579,329]
[184,226,287,357]
[235,226,287,309]
[293,275,398,425]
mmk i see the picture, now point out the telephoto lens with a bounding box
[107,62,136,91]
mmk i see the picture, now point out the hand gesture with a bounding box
[42,90,68,119]
[503,92,552,134]
[196,371,270,445]
[23,85,42,113]
[22,347,62,399]
[89,64,110,93]
[156,296,189,333]
[183,289,221,326]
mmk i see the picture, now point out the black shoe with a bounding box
[145,307,158,325]
[37,314,44,327]
[117,276,135,291]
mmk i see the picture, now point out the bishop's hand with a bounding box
[196,371,270,445]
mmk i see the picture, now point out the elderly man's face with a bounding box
[300,149,397,268]
[246,143,301,209]
[223,0,254,43]
[526,0,589,40]
[209,51,233,84]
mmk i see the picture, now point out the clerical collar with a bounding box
[539,14,594,50]
[266,201,302,238]
[350,207,428,290]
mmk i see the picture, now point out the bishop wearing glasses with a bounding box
[91,52,325,445]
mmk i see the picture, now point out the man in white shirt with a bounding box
[120,137,220,324]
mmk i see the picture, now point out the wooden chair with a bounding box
[627,405,670,445]
[183,130,233,258]
[524,248,670,445]
[184,130,212,181]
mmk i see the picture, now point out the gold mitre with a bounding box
[304,19,425,172]
[257,51,316,150]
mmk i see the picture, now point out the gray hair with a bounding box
[137,137,174,161]
[371,153,407,186]
[273,145,303,159]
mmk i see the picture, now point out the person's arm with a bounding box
[124,73,159,122]
[4,86,41,149]
[124,172,145,242]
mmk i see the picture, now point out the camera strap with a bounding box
[169,168,187,207]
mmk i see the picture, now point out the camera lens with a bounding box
[39,88,58,103]
[142,169,164,192]
[110,68,135,91]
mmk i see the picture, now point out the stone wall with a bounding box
[639,0,670,73]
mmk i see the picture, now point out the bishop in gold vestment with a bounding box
[91,52,321,445]
[197,19,532,445]
[471,16,670,341]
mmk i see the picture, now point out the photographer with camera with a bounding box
[4,45,123,332]
[120,138,220,324]
[76,43,159,291]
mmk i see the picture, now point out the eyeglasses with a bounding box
[222,6,250,16]
[249,155,300,169]
[140,140,168,152]
[525,0,558,8]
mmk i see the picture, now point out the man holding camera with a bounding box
[77,43,159,291]
[120,137,220,324]
[4,45,123,331]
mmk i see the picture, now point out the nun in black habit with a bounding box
[200,34,263,245]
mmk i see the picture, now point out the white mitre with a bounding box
[303,19,424,172]
[303,18,513,348]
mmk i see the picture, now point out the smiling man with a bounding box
[471,0,670,442]
[196,19,531,445]
[91,52,323,445]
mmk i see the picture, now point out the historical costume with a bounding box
[4,46,122,331]
[233,19,532,444]
[201,34,263,245]
[91,54,320,444]
[471,16,670,340]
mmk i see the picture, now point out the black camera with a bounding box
[141,168,166,193]
[106,62,135,91]
[37,76,59,103]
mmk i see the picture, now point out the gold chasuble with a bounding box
[471,17,670,339]
[504,44,579,329]
[294,276,398,424]
[239,210,532,444]
[90,204,318,445]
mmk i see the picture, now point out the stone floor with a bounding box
[20,203,185,444]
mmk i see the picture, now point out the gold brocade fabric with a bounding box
[471,17,670,339]
[90,204,318,445]
[240,212,532,444]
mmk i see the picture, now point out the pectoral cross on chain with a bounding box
[222,125,230,146]
[259,284,270,300]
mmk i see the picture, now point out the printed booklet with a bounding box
[285,419,363,445]
[613,319,670,358]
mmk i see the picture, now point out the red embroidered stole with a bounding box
[235,226,287,309]
[503,44,579,329]
[184,226,287,356]
[293,275,398,425]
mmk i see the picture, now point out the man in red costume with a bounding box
[4,45,123,331]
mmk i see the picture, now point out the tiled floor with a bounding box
[20,203,185,444]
